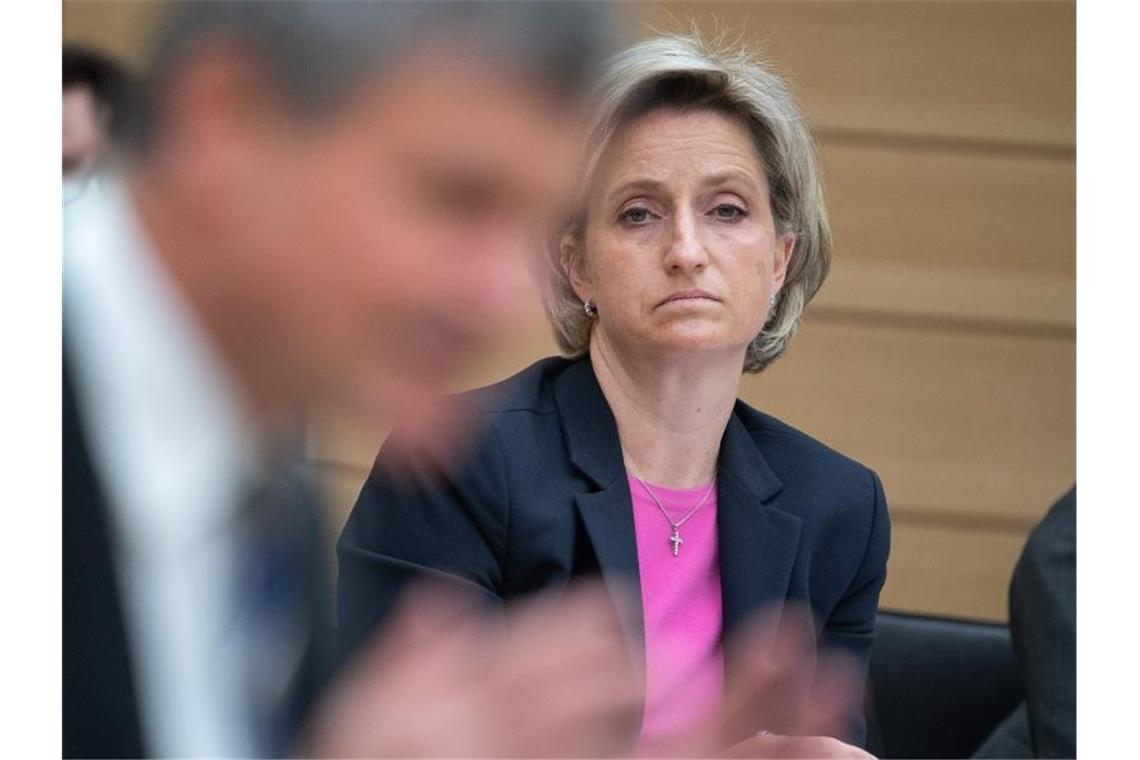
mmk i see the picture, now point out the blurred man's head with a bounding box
[63,46,131,179]
[126,2,615,438]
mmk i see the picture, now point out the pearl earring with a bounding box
[583,299,598,318]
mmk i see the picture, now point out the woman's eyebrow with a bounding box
[605,177,666,203]
[699,169,760,190]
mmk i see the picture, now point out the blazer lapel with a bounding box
[552,362,804,693]
[716,407,803,672]
[554,360,645,656]
[575,486,644,660]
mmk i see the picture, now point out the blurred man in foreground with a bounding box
[63,2,638,756]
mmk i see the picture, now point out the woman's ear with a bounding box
[770,232,795,292]
[561,233,591,302]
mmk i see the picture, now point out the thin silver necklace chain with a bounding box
[631,475,717,557]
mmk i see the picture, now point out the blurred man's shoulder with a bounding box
[460,356,575,417]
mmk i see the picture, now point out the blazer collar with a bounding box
[552,357,627,489]
[552,358,788,501]
[553,359,645,682]
[717,404,786,504]
[716,408,802,650]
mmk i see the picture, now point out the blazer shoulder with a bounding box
[734,401,890,604]
[376,357,571,478]
[460,355,571,417]
[734,399,880,494]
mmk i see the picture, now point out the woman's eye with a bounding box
[712,203,747,221]
[618,206,653,224]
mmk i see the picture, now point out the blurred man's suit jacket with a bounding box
[974,486,1076,759]
[63,181,331,758]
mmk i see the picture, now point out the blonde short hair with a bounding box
[544,34,831,373]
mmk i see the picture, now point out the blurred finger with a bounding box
[792,648,866,740]
[491,582,642,756]
[725,603,818,739]
[724,733,874,759]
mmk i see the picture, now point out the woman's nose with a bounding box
[663,212,709,273]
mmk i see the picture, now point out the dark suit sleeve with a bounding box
[819,468,892,747]
[335,422,510,666]
[1009,486,1076,758]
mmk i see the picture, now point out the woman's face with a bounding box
[573,107,793,364]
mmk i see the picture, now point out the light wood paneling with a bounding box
[750,320,1075,529]
[63,1,165,67]
[817,260,1074,335]
[818,142,1075,329]
[881,520,1028,622]
[315,462,370,551]
[65,0,1079,149]
[635,1,1075,148]
[821,142,1075,280]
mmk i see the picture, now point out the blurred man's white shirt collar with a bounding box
[63,168,108,207]
[64,174,261,757]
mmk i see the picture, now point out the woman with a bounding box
[337,35,889,756]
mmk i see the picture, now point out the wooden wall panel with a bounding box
[635,1,1075,147]
[62,1,164,67]
[820,144,1074,280]
[315,462,370,553]
[750,320,1075,529]
[66,0,1079,149]
[818,143,1075,329]
[817,260,1074,335]
[881,521,1028,621]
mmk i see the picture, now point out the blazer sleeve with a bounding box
[335,421,510,666]
[819,467,891,747]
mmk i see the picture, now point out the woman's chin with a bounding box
[642,325,744,357]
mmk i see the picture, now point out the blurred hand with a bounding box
[303,581,642,757]
[664,603,870,758]
[723,733,874,759]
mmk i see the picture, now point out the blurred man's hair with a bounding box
[128,0,618,152]
[63,45,134,141]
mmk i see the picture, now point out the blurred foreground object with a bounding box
[308,581,642,757]
[62,1,619,756]
[690,604,875,759]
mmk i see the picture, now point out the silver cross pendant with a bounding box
[670,526,683,556]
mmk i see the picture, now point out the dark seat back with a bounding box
[865,610,1023,759]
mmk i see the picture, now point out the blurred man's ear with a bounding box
[151,44,289,175]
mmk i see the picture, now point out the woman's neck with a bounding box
[589,330,744,489]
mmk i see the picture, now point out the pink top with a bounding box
[627,475,724,752]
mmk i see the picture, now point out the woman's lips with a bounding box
[656,289,721,308]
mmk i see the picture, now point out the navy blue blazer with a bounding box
[337,356,890,745]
